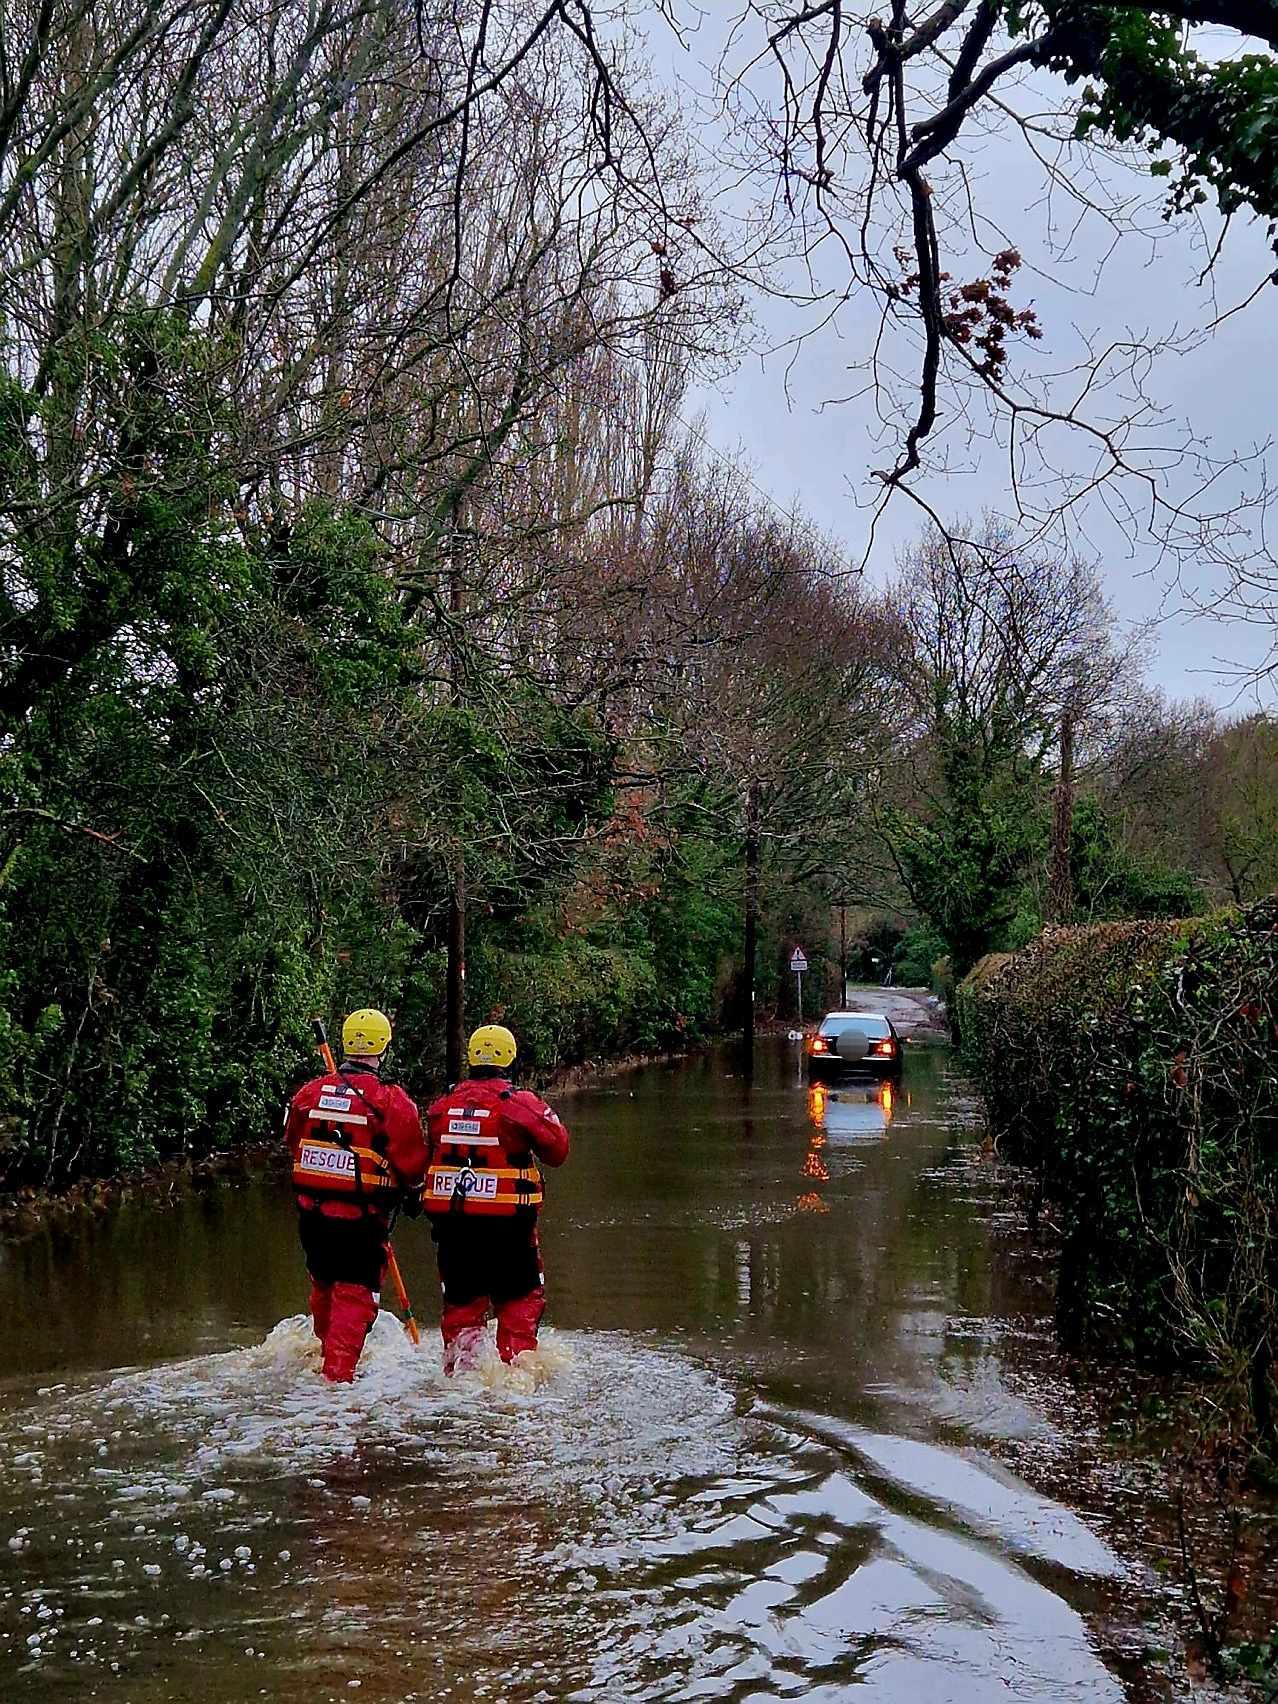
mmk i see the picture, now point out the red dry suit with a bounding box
[284,1062,427,1382]
[423,1075,569,1370]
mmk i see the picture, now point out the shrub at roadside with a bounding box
[892,922,947,988]
[957,898,1278,1451]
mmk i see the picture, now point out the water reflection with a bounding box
[808,1078,896,1143]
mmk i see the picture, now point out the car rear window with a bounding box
[821,1015,890,1039]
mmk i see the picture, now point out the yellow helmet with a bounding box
[468,1023,517,1069]
[342,1008,392,1057]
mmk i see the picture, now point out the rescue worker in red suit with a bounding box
[284,1008,428,1383]
[423,1024,569,1372]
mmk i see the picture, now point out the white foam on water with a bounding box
[0,1317,759,1696]
[0,1313,740,1522]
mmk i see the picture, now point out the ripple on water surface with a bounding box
[0,1311,1128,1702]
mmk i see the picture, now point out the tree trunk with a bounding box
[445,504,466,1083]
[446,858,465,1083]
[1048,704,1076,925]
[742,781,761,1077]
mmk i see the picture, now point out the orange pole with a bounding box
[384,1246,421,1345]
[312,1020,338,1076]
[311,1018,421,1346]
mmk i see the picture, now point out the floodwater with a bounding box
[0,1042,1180,1701]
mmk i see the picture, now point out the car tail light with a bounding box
[869,1038,896,1057]
[809,1036,831,1054]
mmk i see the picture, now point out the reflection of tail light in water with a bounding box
[800,1111,831,1220]
[880,1080,894,1121]
[799,1103,830,1206]
[802,1146,830,1184]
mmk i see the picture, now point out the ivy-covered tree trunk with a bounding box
[742,781,761,1078]
[1049,704,1076,926]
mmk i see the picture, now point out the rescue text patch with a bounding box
[429,1169,499,1198]
[298,1142,356,1177]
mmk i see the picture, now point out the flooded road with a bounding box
[0,1042,1175,1701]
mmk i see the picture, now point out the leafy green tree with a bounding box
[891,922,949,989]
[0,485,432,1186]
[1020,3,1278,228]
[884,736,1048,976]
[879,522,1121,974]
[1067,796,1203,921]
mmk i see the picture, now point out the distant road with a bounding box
[838,984,949,1040]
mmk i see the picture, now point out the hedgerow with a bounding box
[958,898,1278,1449]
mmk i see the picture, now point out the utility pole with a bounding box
[445,502,466,1083]
[1048,699,1076,926]
[742,780,761,1078]
[839,903,847,1006]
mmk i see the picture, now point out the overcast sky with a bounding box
[651,11,1275,711]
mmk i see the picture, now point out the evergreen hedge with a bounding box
[957,897,1278,1447]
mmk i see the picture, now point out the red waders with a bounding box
[433,1221,547,1372]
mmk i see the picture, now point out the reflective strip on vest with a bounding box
[445,1120,498,1144]
[423,1163,543,1217]
[307,1105,369,1127]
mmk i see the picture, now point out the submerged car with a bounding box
[805,1011,903,1079]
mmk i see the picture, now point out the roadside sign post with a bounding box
[789,946,809,1021]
